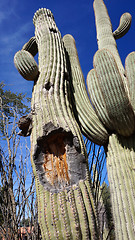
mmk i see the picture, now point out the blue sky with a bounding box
[0,0,135,98]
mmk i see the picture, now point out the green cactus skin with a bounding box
[125,52,135,112]
[14,7,103,239]
[63,34,109,146]
[87,69,113,131]
[93,0,128,94]
[86,0,135,238]
[88,49,135,136]
[107,134,135,239]
[17,8,102,239]
[14,50,39,81]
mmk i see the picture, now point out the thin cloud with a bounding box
[0,21,33,63]
[0,0,17,24]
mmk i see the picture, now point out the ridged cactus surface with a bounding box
[14,50,39,81]
[107,134,135,239]
[87,0,135,239]
[14,0,135,239]
[88,49,134,136]
[63,34,108,146]
[14,7,106,239]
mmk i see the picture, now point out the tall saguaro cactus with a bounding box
[87,0,135,239]
[14,8,104,240]
[14,0,135,239]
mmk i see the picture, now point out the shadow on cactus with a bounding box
[14,0,135,239]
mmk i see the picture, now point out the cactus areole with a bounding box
[14,0,135,239]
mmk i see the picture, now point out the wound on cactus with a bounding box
[33,122,86,192]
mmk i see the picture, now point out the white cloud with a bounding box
[0,0,34,64]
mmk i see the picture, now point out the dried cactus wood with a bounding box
[15,8,103,239]
[86,0,135,239]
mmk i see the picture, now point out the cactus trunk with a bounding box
[106,134,135,239]
[29,8,100,239]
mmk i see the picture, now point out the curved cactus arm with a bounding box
[87,69,113,131]
[14,50,39,81]
[113,13,132,40]
[93,49,135,136]
[107,133,135,239]
[125,51,135,112]
[63,34,109,146]
[22,36,38,56]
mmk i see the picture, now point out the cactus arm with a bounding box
[63,34,109,146]
[125,52,135,112]
[93,0,125,80]
[87,69,113,131]
[113,13,132,40]
[93,49,134,136]
[22,36,38,56]
[91,1,135,238]
[14,50,39,81]
[107,134,135,239]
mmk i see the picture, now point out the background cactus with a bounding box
[14,0,135,239]
[87,0,135,239]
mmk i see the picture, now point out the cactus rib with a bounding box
[87,69,113,131]
[93,49,135,136]
[93,0,125,80]
[14,50,39,81]
[63,34,109,146]
[125,51,135,112]
[107,134,135,239]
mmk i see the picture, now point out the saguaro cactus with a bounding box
[14,8,107,240]
[14,0,135,239]
[87,0,135,239]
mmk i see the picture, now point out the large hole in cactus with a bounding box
[33,122,86,192]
